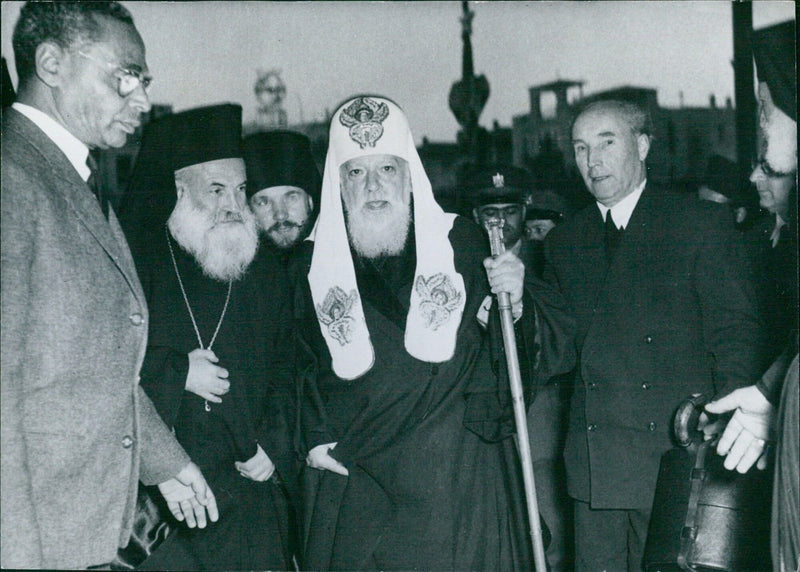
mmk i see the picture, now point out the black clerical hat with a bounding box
[119,104,242,245]
[753,20,796,122]
[164,104,243,172]
[465,164,532,207]
[241,131,321,210]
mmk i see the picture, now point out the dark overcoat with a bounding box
[295,218,536,570]
[543,185,764,509]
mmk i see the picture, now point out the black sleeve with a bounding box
[139,346,190,428]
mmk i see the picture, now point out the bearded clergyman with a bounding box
[118,104,296,570]
[293,95,574,570]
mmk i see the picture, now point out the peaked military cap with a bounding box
[526,188,568,221]
[466,164,532,207]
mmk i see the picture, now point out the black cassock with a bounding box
[132,233,296,571]
[295,218,541,571]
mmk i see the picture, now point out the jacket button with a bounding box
[588,382,597,390]
[129,313,145,326]
[642,382,651,390]
[648,422,657,432]
[121,435,134,448]
[644,335,653,344]
[587,424,597,432]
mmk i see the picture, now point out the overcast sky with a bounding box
[2,1,795,142]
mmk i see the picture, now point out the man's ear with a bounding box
[472,208,480,225]
[307,195,314,213]
[637,133,651,162]
[35,41,67,88]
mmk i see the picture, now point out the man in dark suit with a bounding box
[1,3,217,569]
[542,99,763,570]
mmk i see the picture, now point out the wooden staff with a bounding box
[485,218,548,572]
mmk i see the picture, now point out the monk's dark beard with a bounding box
[265,218,312,250]
[167,194,259,281]
[345,199,411,259]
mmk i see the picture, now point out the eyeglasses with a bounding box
[77,51,153,97]
[752,157,792,178]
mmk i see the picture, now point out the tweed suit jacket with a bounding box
[543,185,764,510]
[1,108,190,569]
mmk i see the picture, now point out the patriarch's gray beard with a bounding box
[345,200,411,259]
[763,107,798,175]
[167,195,259,282]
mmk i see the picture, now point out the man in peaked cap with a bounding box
[526,187,567,243]
[468,164,574,571]
[119,104,297,570]
[469,164,531,254]
[242,130,321,255]
[704,19,798,570]
[293,95,574,570]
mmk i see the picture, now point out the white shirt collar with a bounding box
[12,102,91,182]
[771,213,788,248]
[596,178,647,229]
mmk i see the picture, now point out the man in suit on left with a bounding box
[1,2,218,569]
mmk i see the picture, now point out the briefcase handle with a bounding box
[673,393,713,447]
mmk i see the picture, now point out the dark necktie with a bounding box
[86,151,108,220]
[604,210,623,261]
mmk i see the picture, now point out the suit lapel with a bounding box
[584,186,657,344]
[108,208,148,307]
[580,206,611,314]
[6,110,145,307]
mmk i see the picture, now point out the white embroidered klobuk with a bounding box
[307,96,466,380]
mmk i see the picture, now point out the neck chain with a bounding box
[166,226,232,412]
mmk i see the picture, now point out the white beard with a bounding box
[346,199,411,259]
[763,106,798,175]
[167,194,259,282]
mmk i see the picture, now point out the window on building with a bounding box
[540,92,557,120]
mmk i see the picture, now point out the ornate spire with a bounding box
[449,1,489,130]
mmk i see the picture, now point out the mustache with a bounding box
[268,220,302,233]
[215,211,244,224]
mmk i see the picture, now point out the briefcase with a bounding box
[644,393,772,571]
[110,485,174,570]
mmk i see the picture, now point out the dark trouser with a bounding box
[574,500,650,572]
[528,382,573,571]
